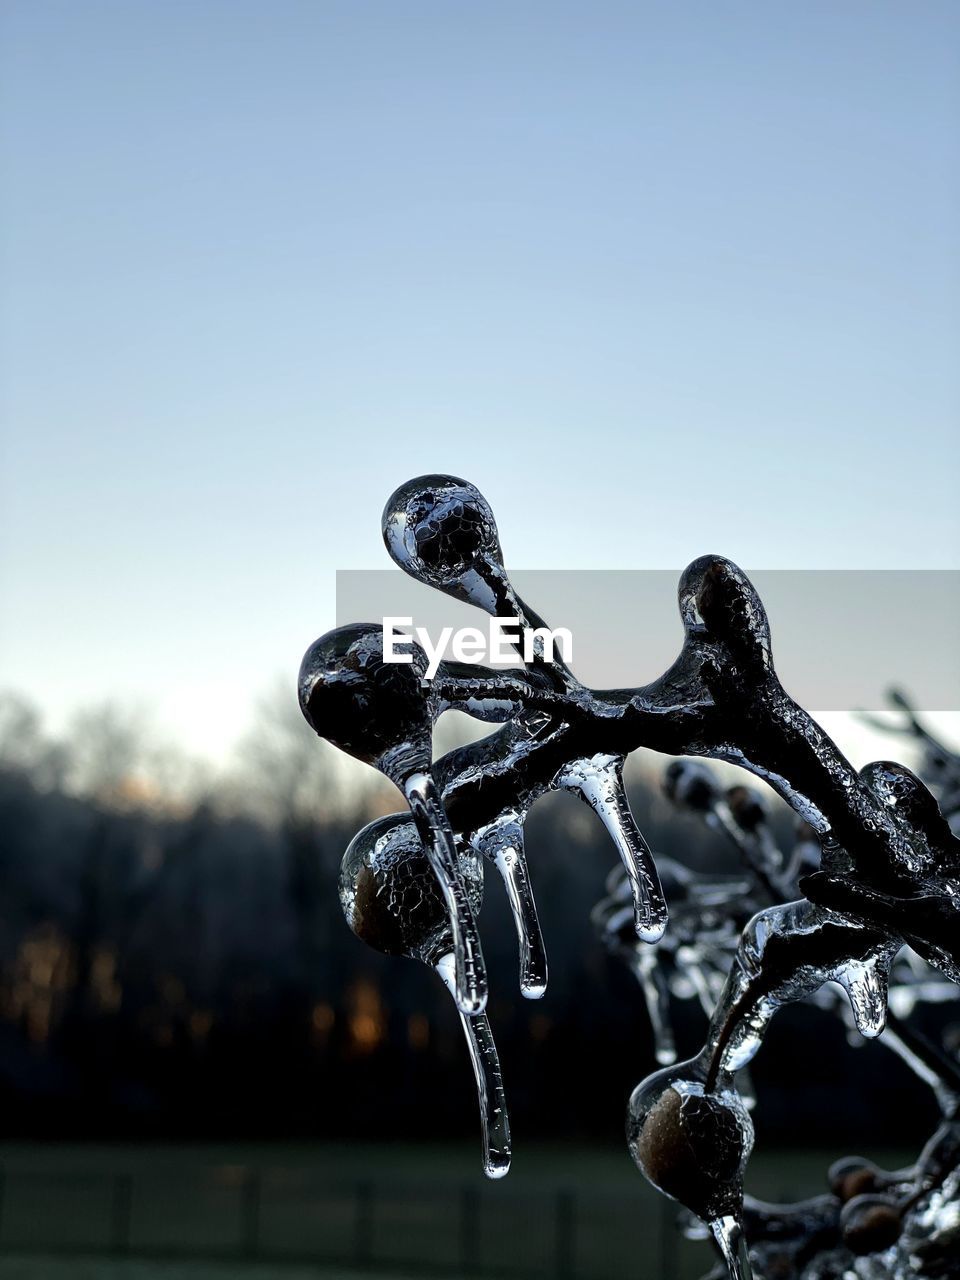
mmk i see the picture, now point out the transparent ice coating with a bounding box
[374,478,960,980]
[403,770,488,1016]
[382,474,575,673]
[701,899,899,1082]
[803,760,960,986]
[627,1065,754,1221]
[468,809,547,998]
[623,895,899,1275]
[298,624,488,1015]
[432,719,556,998]
[301,474,960,1277]
[339,815,510,1177]
[382,474,510,618]
[627,1061,755,1278]
[860,688,960,825]
[633,945,678,1066]
[733,949,960,1278]
[593,865,676,1063]
[435,953,512,1178]
[610,757,958,1277]
[382,476,662,940]
[556,752,667,941]
[592,857,755,1066]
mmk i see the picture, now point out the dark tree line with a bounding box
[0,691,942,1146]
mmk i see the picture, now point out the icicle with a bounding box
[472,813,547,998]
[556,754,667,942]
[299,624,488,1016]
[709,1214,754,1280]
[631,949,677,1065]
[837,956,890,1039]
[436,953,512,1178]
[339,814,509,1179]
[405,772,487,1016]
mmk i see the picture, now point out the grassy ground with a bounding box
[0,1143,916,1280]
[0,1138,915,1192]
[0,1263,385,1280]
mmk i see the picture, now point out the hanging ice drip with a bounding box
[298,475,960,1279]
[595,749,960,1278]
[338,814,510,1177]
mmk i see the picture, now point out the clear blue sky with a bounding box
[1,1,958,761]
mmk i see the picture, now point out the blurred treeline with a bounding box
[0,690,941,1149]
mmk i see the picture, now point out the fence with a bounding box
[0,1163,716,1278]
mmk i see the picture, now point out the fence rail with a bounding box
[0,1163,717,1278]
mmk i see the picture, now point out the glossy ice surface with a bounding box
[299,476,960,1277]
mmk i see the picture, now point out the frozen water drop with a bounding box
[838,957,889,1039]
[627,1065,754,1225]
[382,475,573,672]
[298,623,433,780]
[339,814,483,968]
[381,475,516,619]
